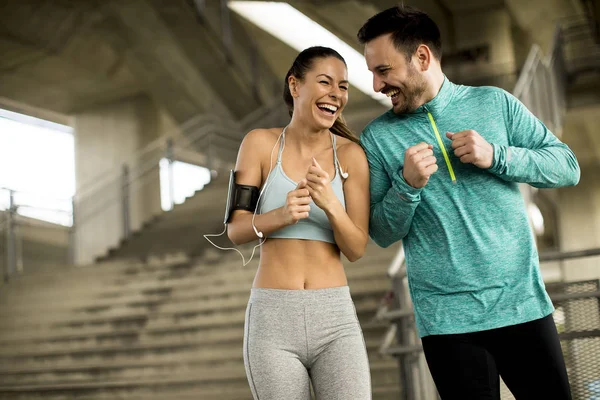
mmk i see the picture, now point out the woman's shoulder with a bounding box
[244,127,282,142]
[335,135,366,159]
[241,127,284,152]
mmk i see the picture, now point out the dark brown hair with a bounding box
[357,5,442,61]
[283,46,358,144]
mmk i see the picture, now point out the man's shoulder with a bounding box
[361,110,396,140]
[455,83,510,102]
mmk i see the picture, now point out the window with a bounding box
[159,158,211,211]
[0,109,74,226]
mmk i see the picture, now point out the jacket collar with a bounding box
[411,75,454,115]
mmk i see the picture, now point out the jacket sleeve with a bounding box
[487,91,580,188]
[360,128,421,248]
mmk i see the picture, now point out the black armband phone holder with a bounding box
[224,170,260,224]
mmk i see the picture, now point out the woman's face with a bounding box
[289,57,349,129]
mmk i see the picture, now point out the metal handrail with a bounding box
[76,100,284,197]
[68,100,286,265]
[0,187,73,203]
[0,188,73,229]
[75,123,227,200]
[74,134,237,221]
[0,99,286,278]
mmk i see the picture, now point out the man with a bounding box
[357,5,579,400]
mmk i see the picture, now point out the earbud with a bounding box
[253,225,263,238]
[337,158,349,179]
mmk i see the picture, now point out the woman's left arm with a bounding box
[306,143,370,261]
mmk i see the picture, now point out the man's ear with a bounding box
[415,44,432,71]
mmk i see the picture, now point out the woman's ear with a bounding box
[288,75,299,98]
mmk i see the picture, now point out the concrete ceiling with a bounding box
[0,1,141,116]
[0,0,590,130]
[0,0,279,124]
[438,0,505,13]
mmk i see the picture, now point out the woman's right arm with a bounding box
[227,129,311,245]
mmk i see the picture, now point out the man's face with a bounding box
[364,33,428,114]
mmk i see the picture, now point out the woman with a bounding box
[227,46,371,400]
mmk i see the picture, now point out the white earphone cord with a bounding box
[202,128,286,266]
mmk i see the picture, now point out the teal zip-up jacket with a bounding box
[360,77,580,337]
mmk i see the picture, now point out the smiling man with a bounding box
[357,5,579,400]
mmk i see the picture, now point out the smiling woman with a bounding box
[282,47,357,146]
[207,46,373,399]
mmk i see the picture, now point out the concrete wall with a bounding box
[557,103,600,281]
[446,8,517,90]
[0,213,69,285]
[73,95,178,265]
[557,168,600,281]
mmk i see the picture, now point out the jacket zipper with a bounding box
[426,110,457,183]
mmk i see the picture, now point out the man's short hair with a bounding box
[357,5,442,61]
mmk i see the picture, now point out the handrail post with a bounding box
[207,135,214,172]
[220,0,233,63]
[250,38,261,103]
[392,273,417,400]
[15,223,23,274]
[68,196,76,265]
[121,164,131,239]
[193,0,206,20]
[166,138,175,211]
[5,190,16,282]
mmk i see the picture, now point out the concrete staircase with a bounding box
[97,174,230,262]
[0,242,401,399]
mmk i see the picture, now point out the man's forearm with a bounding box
[488,143,580,188]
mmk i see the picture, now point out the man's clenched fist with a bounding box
[446,130,494,169]
[402,142,438,188]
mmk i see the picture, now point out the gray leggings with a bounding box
[243,286,372,400]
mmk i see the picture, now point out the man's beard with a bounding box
[392,67,427,115]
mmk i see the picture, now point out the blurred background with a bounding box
[0,0,599,399]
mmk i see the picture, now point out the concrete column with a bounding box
[73,95,169,265]
[559,103,600,280]
[558,165,600,280]
[450,8,517,89]
[556,105,600,396]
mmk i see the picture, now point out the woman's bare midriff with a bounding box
[252,238,348,289]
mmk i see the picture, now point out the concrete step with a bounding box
[14,242,391,285]
[0,268,389,320]
[0,258,390,323]
[0,373,254,400]
[0,334,387,369]
[0,363,248,387]
[0,278,390,339]
[0,316,389,362]
[0,296,388,351]
[0,356,398,387]
[0,248,392,309]
[2,286,391,336]
[7,254,388,303]
[0,228,400,399]
[0,371,401,400]
[109,229,220,260]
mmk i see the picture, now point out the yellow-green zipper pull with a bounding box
[427,112,457,184]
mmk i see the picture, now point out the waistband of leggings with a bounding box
[249,286,351,305]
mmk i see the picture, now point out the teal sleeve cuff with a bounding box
[488,143,509,175]
[391,169,423,203]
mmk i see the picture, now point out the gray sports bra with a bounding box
[258,128,346,243]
